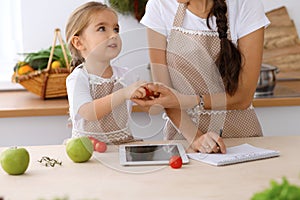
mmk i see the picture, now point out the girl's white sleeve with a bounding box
[66,69,92,119]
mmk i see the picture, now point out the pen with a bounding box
[216,129,223,152]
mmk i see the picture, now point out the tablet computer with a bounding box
[119,143,189,166]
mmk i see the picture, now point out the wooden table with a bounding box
[0,136,300,200]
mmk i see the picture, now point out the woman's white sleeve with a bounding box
[237,0,270,39]
[140,0,167,36]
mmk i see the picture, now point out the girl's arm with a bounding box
[79,81,145,121]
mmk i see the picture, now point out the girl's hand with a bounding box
[124,81,147,100]
[190,132,226,154]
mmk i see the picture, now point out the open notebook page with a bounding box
[187,143,280,166]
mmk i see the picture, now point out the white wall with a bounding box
[20,0,87,52]
[20,0,149,64]
[20,0,151,81]
[20,0,300,53]
[19,0,300,79]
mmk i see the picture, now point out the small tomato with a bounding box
[169,155,182,169]
[144,87,160,98]
[144,87,153,97]
[88,136,99,149]
[94,141,107,153]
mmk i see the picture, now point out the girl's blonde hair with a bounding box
[65,1,117,67]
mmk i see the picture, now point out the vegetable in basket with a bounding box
[14,44,71,74]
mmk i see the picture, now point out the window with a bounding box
[0,0,23,89]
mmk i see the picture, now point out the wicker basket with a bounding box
[13,28,71,99]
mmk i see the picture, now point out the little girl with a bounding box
[65,2,146,144]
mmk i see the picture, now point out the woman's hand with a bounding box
[190,131,226,154]
[132,83,180,108]
[132,83,199,110]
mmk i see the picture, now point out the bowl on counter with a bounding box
[255,64,279,97]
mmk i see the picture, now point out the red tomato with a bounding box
[94,141,107,153]
[88,136,99,149]
[169,155,182,169]
[144,87,160,98]
[144,87,153,97]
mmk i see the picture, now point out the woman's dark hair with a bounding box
[207,0,242,96]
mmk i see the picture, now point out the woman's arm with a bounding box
[147,28,200,108]
[144,28,225,153]
[235,27,265,107]
[147,28,172,87]
[204,28,265,110]
[140,28,265,111]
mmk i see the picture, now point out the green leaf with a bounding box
[251,177,300,200]
[18,44,71,70]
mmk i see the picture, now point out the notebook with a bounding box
[187,143,280,166]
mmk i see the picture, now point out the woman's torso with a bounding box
[142,1,265,138]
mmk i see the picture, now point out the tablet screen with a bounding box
[125,144,180,162]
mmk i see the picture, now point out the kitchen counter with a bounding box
[0,79,300,118]
[0,90,69,118]
[254,79,300,107]
[0,136,300,200]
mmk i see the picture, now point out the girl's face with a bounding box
[78,10,122,61]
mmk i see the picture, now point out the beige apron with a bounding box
[73,66,138,145]
[164,3,263,139]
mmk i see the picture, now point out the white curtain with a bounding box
[0,0,23,82]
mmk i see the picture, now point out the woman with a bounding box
[134,0,270,153]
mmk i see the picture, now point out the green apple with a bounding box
[0,147,30,175]
[66,136,93,163]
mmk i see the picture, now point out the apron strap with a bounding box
[173,2,232,41]
[172,3,187,27]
